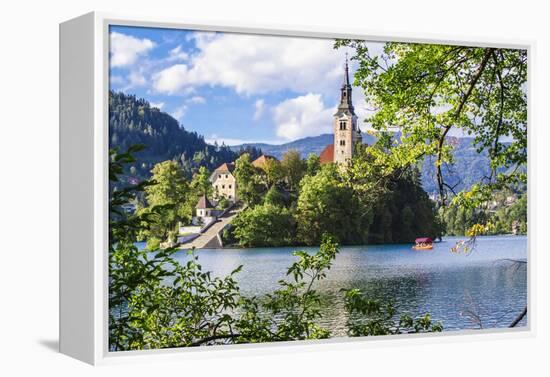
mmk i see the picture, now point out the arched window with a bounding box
[339,121,347,130]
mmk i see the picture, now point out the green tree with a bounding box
[295,164,371,245]
[189,166,213,198]
[110,146,443,351]
[264,185,287,207]
[492,194,527,234]
[231,203,296,247]
[368,167,443,243]
[138,160,190,246]
[305,153,321,177]
[261,158,285,188]
[234,153,262,206]
[281,150,306,191]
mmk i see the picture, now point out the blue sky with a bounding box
[109,25,379,145]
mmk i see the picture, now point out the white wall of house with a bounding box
[212,172,237,201]
[179,225,202,234]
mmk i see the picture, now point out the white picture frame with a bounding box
[59,11,534,365]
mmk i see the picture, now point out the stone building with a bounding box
[210,162,238,202]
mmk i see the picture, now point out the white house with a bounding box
[195,194,216,224]
[210,162,238,202]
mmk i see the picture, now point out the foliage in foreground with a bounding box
[109,146,443,351]
[344,289,443,336]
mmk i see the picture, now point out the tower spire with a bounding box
[343,52,350,87]
[332,53,361,166]
[337,54,355,115]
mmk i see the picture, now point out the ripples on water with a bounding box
[173,235,528,337]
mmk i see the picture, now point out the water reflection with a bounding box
[173,235,528,336]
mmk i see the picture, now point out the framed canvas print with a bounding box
[60,12,532,365]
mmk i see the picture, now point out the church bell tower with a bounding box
[333,56,362,164]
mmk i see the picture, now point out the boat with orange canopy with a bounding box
[413,237,433,250]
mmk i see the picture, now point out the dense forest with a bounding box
[109,91,261,181]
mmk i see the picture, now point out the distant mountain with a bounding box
[231,133,493,195]
[420,138,492,195]
[230,133,377,159]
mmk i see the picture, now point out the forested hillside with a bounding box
[109,91,261,181]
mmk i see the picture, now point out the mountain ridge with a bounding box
[230,133,492,195]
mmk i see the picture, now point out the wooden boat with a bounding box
[413,237,433,250]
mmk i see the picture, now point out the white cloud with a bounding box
[253,99,265,120]
[152,33,367,96]
[153,64,190,94]
[167,45,189,62]
[186,96,206,105]
[272,93,334,141]
[127,70,147,87]
[109,75,126,86]
[110,32,155,68]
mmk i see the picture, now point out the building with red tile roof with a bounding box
[319,144,334,165]
[252,154,277,168]
[196,194,214,209]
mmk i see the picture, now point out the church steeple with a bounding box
[337,54,355,116]
[332,54,361,165]
[343,53,350,86]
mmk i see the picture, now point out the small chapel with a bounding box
[319,57,362,165]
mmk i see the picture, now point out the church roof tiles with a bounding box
[319,144,334,164]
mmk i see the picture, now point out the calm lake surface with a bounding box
[174,235,528,336]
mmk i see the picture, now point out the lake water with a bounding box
[173,235,528,336]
